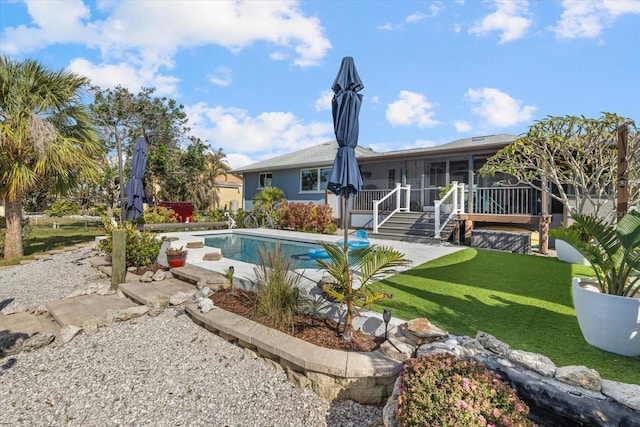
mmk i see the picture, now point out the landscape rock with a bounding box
[379,338,414,361]
[115,306,149,321]
[401,318,448,344]
[139,271,155,282]
[602,379,640,411]
[152,269,167,281]
[1,303,28,315]
[507,349,556,376]
[0,332,25,356]
[58,325,83,344]
[147,296,170,317]
[33,304,49,315]
[476,331,510,355]
[186,241,204,248]
[169,291,194,306]
[555,365,602,391]
[22,330,55,352]
[82,317,99,335]
[198,298,215,314]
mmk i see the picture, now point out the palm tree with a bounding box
[316,242,410,341]
[0,56,102,259]
[191,148,230,211]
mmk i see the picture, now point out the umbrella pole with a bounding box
[343,192,349,247]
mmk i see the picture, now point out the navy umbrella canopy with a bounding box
[327,56,364,198]
[123,136,148,221]
[327,57,364,244]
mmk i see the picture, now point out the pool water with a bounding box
[203,234,322,269]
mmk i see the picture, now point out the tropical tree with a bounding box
[479,113,638,222]
[316,243,410,341]
[0,56,102,259]
[190,148,230,211]
[89,85,191,208]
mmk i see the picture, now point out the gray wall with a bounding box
[243,169,328,210]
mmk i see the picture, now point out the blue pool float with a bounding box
[308,230,370,259]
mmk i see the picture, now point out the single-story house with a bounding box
[232,134,581,246]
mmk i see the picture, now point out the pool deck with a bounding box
[156,228,465,297]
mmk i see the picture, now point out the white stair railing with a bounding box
[434,181,465,238]
[373,183,411,233]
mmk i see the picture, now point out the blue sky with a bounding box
[1,0,639,169]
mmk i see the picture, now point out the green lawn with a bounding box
[369,248,640,385]
[0,217,104,267]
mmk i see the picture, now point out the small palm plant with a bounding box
[549,211,640,297]
[315,242,410,341]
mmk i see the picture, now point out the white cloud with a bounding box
[454,120,473,133]
[68,58,181,95]
[209,66,233,87]
[554,0,640,39]
[184,102,333,161]
[469,0,532,43]
[1,1,331,93]
[314,90,334,112]
[386,91,439,128]
[465,87,536,127]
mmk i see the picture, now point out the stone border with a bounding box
[185,303,402,403]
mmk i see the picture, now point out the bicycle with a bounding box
[243,204,279,229]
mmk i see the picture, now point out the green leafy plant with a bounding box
[224,266,235,290]
[439,182,456,199]
[47,199,82,217]
[142,206,178,224]
[99,217,161,267]
[324,222,338,235]
[549,211,640,297]
[253,242,303,332]
[315,242,410,341]
[397,354,533,427]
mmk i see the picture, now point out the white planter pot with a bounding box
[572,278,640,357]
[556,239,590,265]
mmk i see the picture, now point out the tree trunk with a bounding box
[342,302,354,342]
[4,196,24,259]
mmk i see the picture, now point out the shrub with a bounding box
[279,202,334,234]
[142,206,177,224]
[253,242,303,332]
[47,199,81,216]
[324,222,338,235]
[87,205,107,217]
[397,354,534,427]
[313,204,333,233]
[99,217,161,267]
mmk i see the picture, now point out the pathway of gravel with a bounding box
[0,248,382,426]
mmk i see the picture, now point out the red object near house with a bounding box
[157,201,194,223]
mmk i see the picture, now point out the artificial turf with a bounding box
[369,248,640,385]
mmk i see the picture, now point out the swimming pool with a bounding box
[202,233,322,269]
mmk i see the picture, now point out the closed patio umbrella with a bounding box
[123,136,148,221]
[327,56,364,246]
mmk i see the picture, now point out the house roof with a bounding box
[359,134,517,163]
[233,134,517,174]
[232,141,379,173]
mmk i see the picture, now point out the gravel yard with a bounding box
[0,248,382,426]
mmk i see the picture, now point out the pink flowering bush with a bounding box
[397,354,535,427]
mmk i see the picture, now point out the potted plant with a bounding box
[438,182,456,214]
[554,221,591,265]
[165,246,188,268]
[549,211,640,357]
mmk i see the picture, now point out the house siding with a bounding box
[244,169,328,210]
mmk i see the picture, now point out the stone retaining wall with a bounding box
[186,304,402,404]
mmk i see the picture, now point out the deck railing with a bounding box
[434,182,465,238]
[372,183,411,233]
[473,186,540,215]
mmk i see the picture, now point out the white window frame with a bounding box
[300,167,332,193]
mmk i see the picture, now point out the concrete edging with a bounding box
[185,303,402,403]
